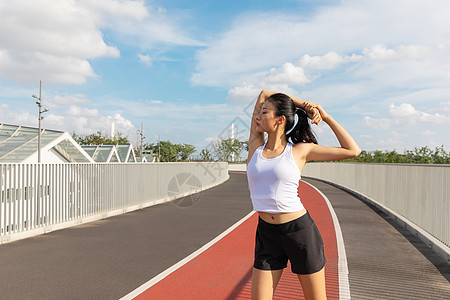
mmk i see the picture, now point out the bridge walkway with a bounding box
[0,172,448,299]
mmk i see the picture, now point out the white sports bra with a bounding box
[246,140,304,213]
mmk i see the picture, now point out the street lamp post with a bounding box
[32,80,49,163]
[139,122,145,158]
[136,123,146,162]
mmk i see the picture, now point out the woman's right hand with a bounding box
[303,101,323,125]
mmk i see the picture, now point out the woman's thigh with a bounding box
[297,267,327,300]
[251,268,284,300]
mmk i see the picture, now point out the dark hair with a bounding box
[267,93,318,144]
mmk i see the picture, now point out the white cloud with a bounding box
[226,81,301,106]
[363,116,392,130]
[421,130,437,136]
[388,103,450,124]
[227,84,260,103]
[390,131,408,138]
[362,44,433,61]
[359,134,372,139]
[0,0,120,84]
[47,94,90,108]
[53,108,136,138]
[209,39,448,129]
[0,0,201,85]
[299,52,362,70]
[388,103,418,119]
[375,137,407,151]
[0,108,35,127]
[68,106,99,118]
[362,44,398,61]
[364,102,450,130]
[440,101,450,113]
[264,63,310,85]
[0,99,136,140]
[88,0,203,48]
[358,100,450,151]
[79,0,149,21]
[96,96,257,148]
[383,88,450,108]
[138,54,152,67]
[192,0,450,88]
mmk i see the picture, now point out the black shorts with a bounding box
[253,211,326,275]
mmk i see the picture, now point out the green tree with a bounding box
[431,145,450,164]
[404,146,434,164]
[152,141,177,162]
[343,145,450,164]
[178,143,196,161]
[72,131,129,145]
[353,150,375,162]
[213,138,246,162]
[143,141,196,162]
[243,140,249,152]
[200,148,213,161]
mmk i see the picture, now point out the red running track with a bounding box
[133,174,339,299]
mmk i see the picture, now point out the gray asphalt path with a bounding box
[0,172,252,300]
[304,178,450,300]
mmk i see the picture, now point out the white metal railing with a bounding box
[302,162,450,248]
[0,162,229,243]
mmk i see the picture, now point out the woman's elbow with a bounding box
[344,147,361,158]
[259,90,268,98]
[351,147,362,158]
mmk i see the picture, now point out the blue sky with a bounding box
[1,0,450,157]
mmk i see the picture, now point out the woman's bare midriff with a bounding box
[258,208,307,224]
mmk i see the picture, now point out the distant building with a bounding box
[0,123,94,163]
[142,149,155,163]
[133,149,155,163]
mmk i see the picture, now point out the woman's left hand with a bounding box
[304,101,322,125]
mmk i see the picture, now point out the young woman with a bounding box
[246,90,361,300]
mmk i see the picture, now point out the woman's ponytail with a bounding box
[285,109,318,144]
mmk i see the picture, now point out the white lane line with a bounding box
[302,180,351,300]
[119,210,256,300]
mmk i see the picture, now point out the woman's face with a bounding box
[255,101,284,133]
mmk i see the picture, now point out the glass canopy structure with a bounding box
[117,144,137,163]
[81,144,138,163]
[0,124,147,164]
[0,124,94,163]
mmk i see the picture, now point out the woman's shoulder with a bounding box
[291,142,315,159]
[292,142,315,151]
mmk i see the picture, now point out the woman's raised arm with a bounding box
[247,90,274,164]
[305,103,361,162]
